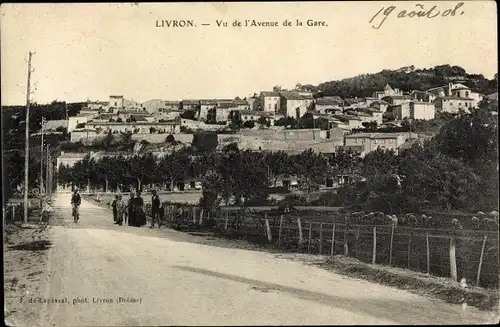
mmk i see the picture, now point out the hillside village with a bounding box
[53,79,495,160]
[2,66,498,197]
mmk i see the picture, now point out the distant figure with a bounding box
[150,190,161,228]
[112,195,119,224]
[131,191,146,227]
[119,195,128,226]
[127,192,136,226]
[71,189,81,222]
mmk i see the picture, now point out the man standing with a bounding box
[150,190,161,228]
[71,189,81,223]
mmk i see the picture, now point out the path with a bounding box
[30,193,496,326]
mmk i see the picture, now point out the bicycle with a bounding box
[72,204,80,223]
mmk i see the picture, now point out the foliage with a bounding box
[180,110,197,120]
[192,132,218,153]
[316,65,497,99]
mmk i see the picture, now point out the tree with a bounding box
[180,110,197,120]
[291,150,328,203]
[242,120,255,129]
[264,151,292,187]
[165,134,175,144]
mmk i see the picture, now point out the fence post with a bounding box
[308,221,313,253]
[265,218,272,242]
[476,235,488,287]
[372,226,377,264]
[426,232,430,274]
[389,222,395,265]
[224,211,229,230]
[319,223,324,255]
[278,215,284,247]
[330,223,336,257]
[407,234,411,269]
[343,223,349,256]
[449,236,457,282]
[199,209,204,226]
[12,206,16,221]
[297,218,303,247]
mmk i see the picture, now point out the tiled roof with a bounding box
[315,97,343,105]
[345,132,418,139]
[182,100,200,105]
[261,91,280,97]
[280,92,312,100]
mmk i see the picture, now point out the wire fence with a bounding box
[153,204,499,289]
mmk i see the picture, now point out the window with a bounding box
[466,91,470,97]
[465,103,468,107]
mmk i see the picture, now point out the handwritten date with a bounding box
[369,2,464,29]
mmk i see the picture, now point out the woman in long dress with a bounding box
[127,192,136,226]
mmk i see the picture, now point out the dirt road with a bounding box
[7,193,497,326]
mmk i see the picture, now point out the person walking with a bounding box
[112,194,119,224]
[116,194,127,226]
[127,192,136,226]
[135,191,146,227]
[150,190,161,228]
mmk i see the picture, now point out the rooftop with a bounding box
[280,92,313,100]
[438,96,474,101]
[261,91,280,97]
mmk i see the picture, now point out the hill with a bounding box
[313,65,497,99]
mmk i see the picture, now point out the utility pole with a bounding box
[46,144,50,196]
[23,51,33,224]
[65,102,68,120]
[40,117,45,195]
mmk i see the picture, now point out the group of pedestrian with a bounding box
[111,190,164,228]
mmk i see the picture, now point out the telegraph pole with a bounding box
[65,102,68,120]
[40,117,45,195]
[46,144,50,196]
[23,51,33,224]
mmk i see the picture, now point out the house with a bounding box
[108,95,125,111]
[373,84,403,99]
[280,92,314,118]
[260,91,281,113]
[382,95,413,106]
[140,99,166,114]
[344,132,419,156]
[199,100,219,120]
[411,90,436,103]
[239,110,272,122]
[232,99,250,110]
[314,96,344,113]
[349,108,383,125]
[87,101,109,111]
[85,120,181,135]
[157,108,183,121]
[369,100,389,113]
[247,96,262,111]
[449,84,483,108]
[409,101,435,120]
[164,101,181,110]
[433,96,474,113]
[332,114,363,129]
[68,116,89,132]
[427,83,483,108]
[181,100,200,111]
[386,103,410,120]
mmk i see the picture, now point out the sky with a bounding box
[1,2,497,105]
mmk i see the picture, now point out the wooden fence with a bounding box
[152,205,499,289]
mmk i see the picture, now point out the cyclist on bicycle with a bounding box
[71,189,82,222]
